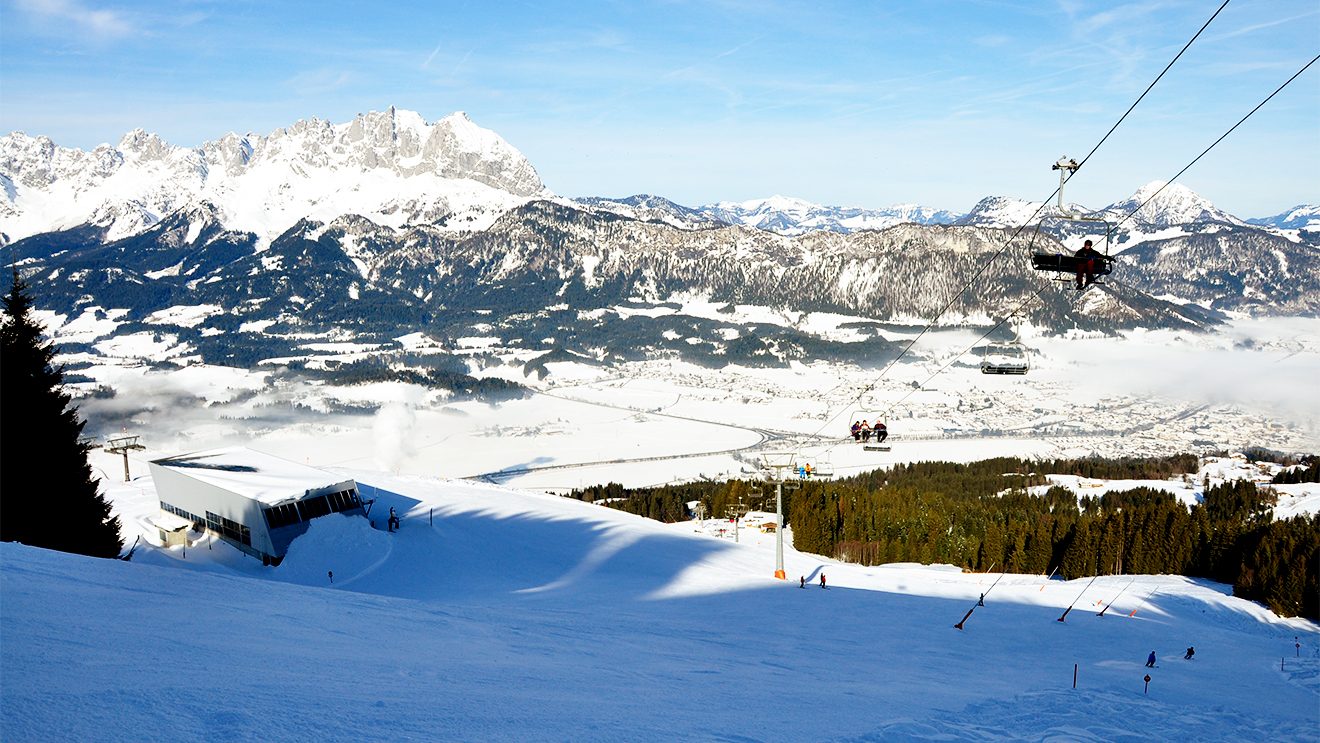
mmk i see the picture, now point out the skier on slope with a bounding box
[1146,651,1156,668]
[820,573,827,589]
[799,576,806,589]
[1184,646,1195,660]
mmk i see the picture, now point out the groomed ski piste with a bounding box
[3,467,1318,742]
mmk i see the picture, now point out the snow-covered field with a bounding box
[4,470,1318,741]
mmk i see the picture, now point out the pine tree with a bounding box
[1,271,123,558]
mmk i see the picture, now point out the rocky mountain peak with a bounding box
[1105,181,1241,227]
[0,108,547,242]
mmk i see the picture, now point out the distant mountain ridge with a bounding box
[1,107,546,245]
[2,108,1310,245]
[694,195,960,235]
[1247,205,1320,231]
[3,108,1317,377]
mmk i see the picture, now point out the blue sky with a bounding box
[1,0,1316,215]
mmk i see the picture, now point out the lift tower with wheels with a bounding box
[103,434,145,482]
[760,452,802,580]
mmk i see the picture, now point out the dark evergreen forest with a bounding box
[571,454,1319,619]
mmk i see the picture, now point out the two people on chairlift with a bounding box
[850,420,887,443]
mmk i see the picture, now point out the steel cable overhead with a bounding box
[815,50,1320,457]
[806,0,1237,444]
[1110,52,1320,233]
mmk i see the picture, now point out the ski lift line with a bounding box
[823,286,1049,455]
[811,3,1240,442]
[819,283,1053,454]
[855,264,1084,448]
[1067,0,1233,180]
[1110,51,1320,236]
[806,204,1055,440]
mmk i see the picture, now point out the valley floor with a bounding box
[62,316,1320,492]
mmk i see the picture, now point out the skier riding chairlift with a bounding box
[1028,157,1116,291]
[848,411,892,452]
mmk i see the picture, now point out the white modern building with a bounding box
[149,447,364,565]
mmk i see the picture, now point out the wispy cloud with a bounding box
[285,68,355,96]
[422,44,443,70]
[714,37,759,59]
[974,34,1013,48]
[12,0,135,39]
[522,27,631,56]
[1206,9,1320,43]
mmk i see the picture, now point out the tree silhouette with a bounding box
[1,271,123,558]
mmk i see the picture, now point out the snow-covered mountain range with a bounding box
[1248,204,1320,231]
[0,107,545,245]
[3,108,1317,374]
[5,108,1311,246]
[694,195,959,235]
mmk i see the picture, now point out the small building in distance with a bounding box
[149,447,365,565]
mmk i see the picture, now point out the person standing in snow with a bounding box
[799,576,806,589]
[1146,651,1156,668]
[820,573,827,589]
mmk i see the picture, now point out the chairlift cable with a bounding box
[869,284,1054,421]
[1109,52,1320,235]
[1067,0,1233,178]
[806,2,1234,443]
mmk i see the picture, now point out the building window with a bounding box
[324,489,362,514]
[299,494,332,519]
[264,503,302,530]
[219,516,250,546]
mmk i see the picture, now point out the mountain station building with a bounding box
[149,447,364,565]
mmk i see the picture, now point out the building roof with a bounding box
[149,447,354,506]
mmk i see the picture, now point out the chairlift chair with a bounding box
[794,455,835,480]
[980,342,1029,375]
[847,411,892,452]
[1028,156,1116,290]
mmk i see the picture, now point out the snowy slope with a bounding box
[0,108,546,243]
[3,468,1318,741]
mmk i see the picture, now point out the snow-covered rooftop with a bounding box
[149,447,354,506]
[146,511,193,532]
